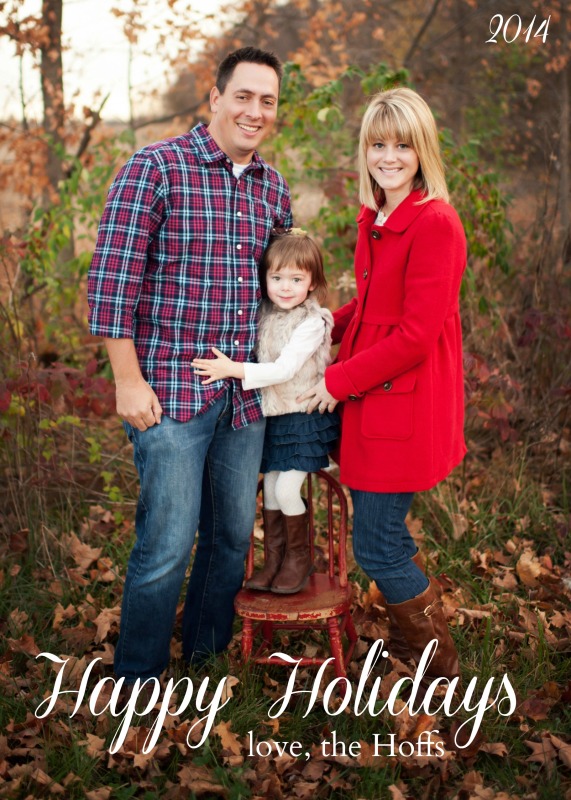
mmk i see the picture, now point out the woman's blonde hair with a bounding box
[358,87,449,210]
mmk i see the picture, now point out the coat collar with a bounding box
[357,189,430,233]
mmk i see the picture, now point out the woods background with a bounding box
[0,1,570,799]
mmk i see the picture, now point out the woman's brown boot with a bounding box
[271,511,313,594]
[385,550,441,661]
[386,582,459,681]
[244,508,286,591]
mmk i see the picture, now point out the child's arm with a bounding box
[192,316,325,388]
[192,348,245,384]
[242,315,325,389]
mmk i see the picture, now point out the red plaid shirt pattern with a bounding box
[88,123,292,427]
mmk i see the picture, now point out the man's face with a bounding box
[208,62,279,164]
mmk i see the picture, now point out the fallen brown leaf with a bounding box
[516,550,545,587]
[85,789,112,800]
[549,734,571,768]
[292,781,320,799]
[65,531,102,571]
[518,696,551,721]
[213,720,242,756]
[362,580,384,609]
[220,674,240,703]
[52,603,78,630]
[451,512,468,540]
[6,634,40,657]
[178,764,227,796]
[92,606,121,643]
[389,783,411,799]
[79,733,106,760]
[479,742,508,757]
[525,735,558,771]
[301,759,326,780]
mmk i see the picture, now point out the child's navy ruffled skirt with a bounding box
[260,409,340,473]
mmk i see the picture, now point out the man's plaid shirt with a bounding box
[88,123,292,428]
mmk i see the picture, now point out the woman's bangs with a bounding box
[367,105,413,147]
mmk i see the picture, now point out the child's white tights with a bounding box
[263,470,306,516]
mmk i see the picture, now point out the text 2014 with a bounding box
[486,14,550,44]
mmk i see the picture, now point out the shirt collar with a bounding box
[357,189,429,232]
[190,122,268,171]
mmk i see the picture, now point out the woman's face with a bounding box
[366,137,420,207]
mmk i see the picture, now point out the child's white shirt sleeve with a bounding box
[242,315,325,390]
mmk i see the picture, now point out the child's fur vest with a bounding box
[257,296,334,417]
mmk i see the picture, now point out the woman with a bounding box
[299,87,466,683]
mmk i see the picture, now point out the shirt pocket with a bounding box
[249,207,279,264]
[361,369,417,440]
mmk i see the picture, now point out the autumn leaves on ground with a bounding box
[1,466,570,799]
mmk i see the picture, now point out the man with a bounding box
[88,47,292,683]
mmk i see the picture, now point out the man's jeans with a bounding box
[115,391,265,682]
[350,489,429,604]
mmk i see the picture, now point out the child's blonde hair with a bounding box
[359,87,449,210]
[261,229,328,302]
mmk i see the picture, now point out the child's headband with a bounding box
[271,227,308,238]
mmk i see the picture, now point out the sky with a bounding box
[0,0,224,122]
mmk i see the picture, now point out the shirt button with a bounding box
[383,381,392,392]
[237,211,242,217]
[237,309,243,315]
[234,340,239,346]
[371,230,381,240]
[237,277,243,283]
[348,394,358,401]
[237,244,242,250]
[363,270,368,279]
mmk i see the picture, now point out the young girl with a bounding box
[192,229,339,594]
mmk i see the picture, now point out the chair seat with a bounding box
[235,573,351,622]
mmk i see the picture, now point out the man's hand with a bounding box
[103,338,163,431]
[297,378,338,414]
[116,377,163,431]
[192,347,245,384]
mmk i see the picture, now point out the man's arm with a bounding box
[105,338,163,431]
[88,153,166,431]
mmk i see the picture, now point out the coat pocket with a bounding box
[361,370,417,440]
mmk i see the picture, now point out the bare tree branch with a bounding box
[68,93,110,173]
[403,0,443,68]
[132,94,209,131]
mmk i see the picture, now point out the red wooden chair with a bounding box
[234,470,357,678]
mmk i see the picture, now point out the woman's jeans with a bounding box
[115,391,265,682]
[350,489,429,604]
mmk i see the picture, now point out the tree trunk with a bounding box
[559,3,571,264]
[40,0,65,203]
[452,0,470,138]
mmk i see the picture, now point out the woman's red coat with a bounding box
[325,190,467,492]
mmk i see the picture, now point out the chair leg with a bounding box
[344,612,358,644]
[241,619,254,661]
[262,621,273,648]
[328,617,346,678]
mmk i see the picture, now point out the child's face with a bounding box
[266,264,315,310]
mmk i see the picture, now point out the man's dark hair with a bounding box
[215,47,283,94]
